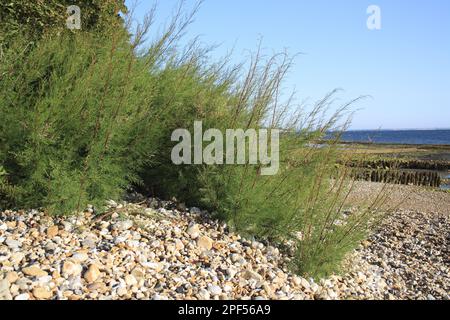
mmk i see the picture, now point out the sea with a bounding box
[336,129,450,145]
[332,129,450,190]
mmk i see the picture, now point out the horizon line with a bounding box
[346,127,450,131]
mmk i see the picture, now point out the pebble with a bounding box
[62,261,82,277]
[187,224,200,239]
[47,226,59,238]
[84,264,101,284]
[242,269,263,282]
[14,293,30,300]
[0,279,12,300]
[22,266,48,277]
[196,236,213,251]
[208,284,222,296]
[33,287,52,299]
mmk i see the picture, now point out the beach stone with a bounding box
[87,282,107,293]
[144,262,164,272]
[62,261,82,277]
[11,252,25,265]
[197,236,213,250]
[82,236,97,249]
[197,288,210,300]
[125,274,137,286]
[14,293,30,300]
[106,200,118,208]
[187,224,200,239]
[223,284,233,293]
[47,225,59,238]
[117,287,128,297]
[33,287,52,300]
[0,279,12,300]
[190,207,202,215]
[6,221,16,228]
[174,239,185,250]
[131,268,145,281]
[208,284,222,296]
[22,266,48,277]
[242,269,263,282]
[71,252,89,263]
[6,239,20,249]
[84,264,101,284]
[6,272,19,284]
[113,220,133,231]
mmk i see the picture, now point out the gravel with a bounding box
[0,188,448,300]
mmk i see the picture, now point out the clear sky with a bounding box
[125,0,450,130]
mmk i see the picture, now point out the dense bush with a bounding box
[0,2,385,277]
[0,0,127,44]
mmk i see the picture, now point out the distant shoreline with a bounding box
[337,141,450,148]
[325,129,450,146]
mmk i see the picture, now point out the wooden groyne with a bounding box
[349,168,442,187]
[341,159,450,171]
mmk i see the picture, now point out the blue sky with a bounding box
[125,0,450,130]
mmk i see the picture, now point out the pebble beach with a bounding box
[0,183,448,300]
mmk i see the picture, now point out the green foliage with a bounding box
[0,0,127,44]
[193,99,382,278]
[0,2,385,277]
[0,31,156,213]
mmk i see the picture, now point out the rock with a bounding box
[300,278,310,289]
[87,282,107,293]
[356,272,367,284]
[5,239,21,249]
[6,272,19,284]
[14,293,30,300]
[131,268,145,281]
[33,287,52,300]
[223,284,233,293]
[84,264,101,284]
[47,225,59,238]
[82,236,97,249]
[0,279,12,300]
[197,236,213,251]
[190,207,202,215]
[226,267,238,279]
[10,252,25,265]
[187,224,200,239]
[242,269,263,282]
[71,252,89,263]
[152,294,168,300]
[208,284,222,296]
[117,287,127,297]
[6,221,17,229]
[106,200,118,208]
[230,253,245,264]
[113,220,133,231]
[62,260,82,277]
[62,222,73,232]
[197,288,210,300]
[125,274,137,286]
[174,239,185,251]
[22,266,48,277]
[143,262,164,272]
